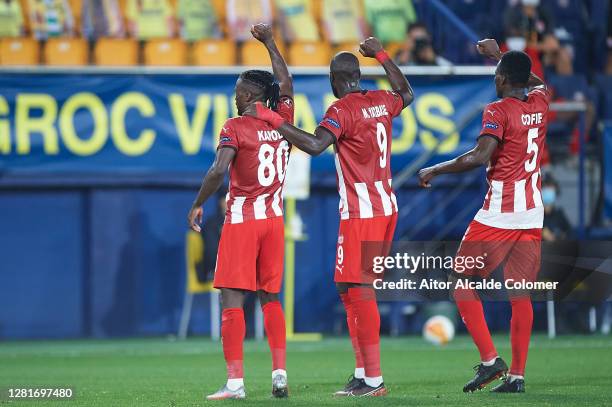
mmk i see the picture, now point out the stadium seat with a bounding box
[333,43,378,67]
[144,39,187,66]
[0,37,39,65]
[192,39,236,66]
[94,38,139,66]
[240,40,270,66]
[44,38,88,65]
[289,41,331,66]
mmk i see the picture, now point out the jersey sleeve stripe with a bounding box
[355,182,374,218]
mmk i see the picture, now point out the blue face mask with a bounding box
[542,187,556,206]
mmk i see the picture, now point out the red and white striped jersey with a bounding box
[218,97,294,224]
[319,90,404,220]
[475,86,550,229]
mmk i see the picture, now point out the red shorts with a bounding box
[334,214,397,284]
[456,220,542,283]
[213,217,284,293]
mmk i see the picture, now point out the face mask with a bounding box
[542,187,556,206]
[506,37,527,51]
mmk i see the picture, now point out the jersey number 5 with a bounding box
[525,128,539,172]
[258,141,290,187]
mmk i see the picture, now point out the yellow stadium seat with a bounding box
[240,40,269,66]
[0,37,39,65]
[144,38,187,66]
[333,42,378,67]
[289,41,331,66]
[94,38,139,66]
[191,39,236,66]
[44,38,88,65]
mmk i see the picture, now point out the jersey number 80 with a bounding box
[258,141,290,186]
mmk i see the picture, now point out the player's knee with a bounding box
[221,288,245,309]
[257,290,278,305]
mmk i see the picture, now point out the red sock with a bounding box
[455,288,498,362]
[348,287,381,378]
[221,308,245,379]
[510,298,533,376]
[262,301,286,371]
[339,292,364,370]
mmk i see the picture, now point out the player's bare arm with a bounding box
[251,23,293,98]
[477,38,546,90]
[360,37,414,107]
[417,136,498,188]
[188,147,236,232]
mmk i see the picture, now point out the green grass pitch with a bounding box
[2,335,611,406]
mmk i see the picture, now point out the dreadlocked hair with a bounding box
[240,69,281,110]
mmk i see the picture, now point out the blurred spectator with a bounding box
[322,0,368,45]
[81,0,125,39]
[395,23,450,66]
[542,175,572,241]
[504,0,554,46]
[28,0,74,39]
[363,0,416,44]
[126,0,175,40]
[0,0,24,37]
[275,0,319,42]
[177,0,220,41]
[499,25,544,78]
[226,0,272,42]
[541,30,570,76]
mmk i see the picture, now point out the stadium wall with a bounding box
[0,68,498,339]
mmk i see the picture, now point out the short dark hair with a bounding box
[498,50,532,86]
[330,52,360,82]
[239,69,280,110]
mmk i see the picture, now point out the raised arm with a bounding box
[417,136,498,188]
[477,38,546,91]
[359,37,414,107]
[187,147,235,231]
[251,23,293,98]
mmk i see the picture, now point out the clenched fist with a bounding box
[251,23,273,44]
[359,37,384,58]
